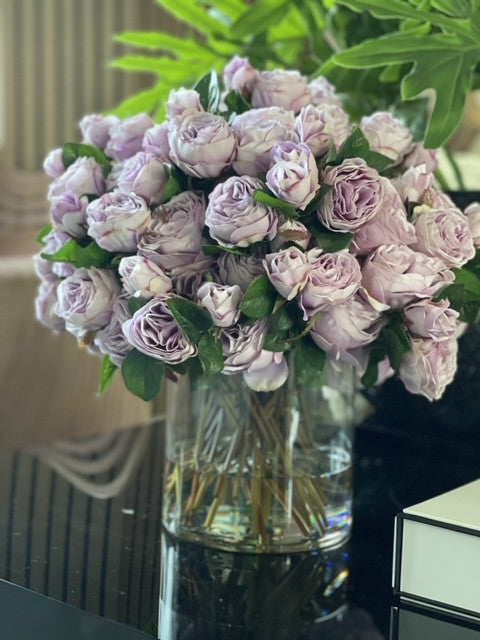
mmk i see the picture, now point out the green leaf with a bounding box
[62,142,110,174]
[325,127,394,172]
[162,164,184,203]
[253,190,299,219]
[166,297,213,344]
[232,0,291,37]
[97,355,118,397]
[109,85,165,119]
[360,347,386,388]
[302,184,333,216]
[128,297,150,315]
[202,244,250,257]
[309,222,354,252]
[239,274,277,319]
[114,31,208,56]
[294,337,327,387]
[264,305,295,352]
[197,333,224,375]
[41,238,114,268]
[381,316,411,371]
[223,90,252,116]
[121,349,164,401]
[194,70,221,113]
[154,0,228,37]
[36,223,53,245]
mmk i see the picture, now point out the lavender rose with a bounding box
[263,247,311,300]
[361,244,454,310]
[223,56,259,97]
[298,250,362,318]
[251,69,311,113]
[48,156,105,201]
[205,176,277,247]
[168,111,236,178]
[166,88,203,119]
[122,297,196,364]
[142,123,171,162]
[35,280,65,332]
[34,229,75,280]
[395,164,434,204]
[104,113,154,161]
[403,299,459,341]
[231,107,296,176]
[79,114,119,149]
[243,350,289,392]
[266,141,319,210]
[117,152,168,205]
[172,263,216,298]
[308,77,342,107]
[318,158,382,232]
[86,190,151,253]
[94,295,132,366]
[217,253,265,292]
[402,143,438,173]
[197,282,242,327]
[221,320,266,374]
[360,112,414,164]
[118,256,172,299]
[465,202,480,248]
[295,104,350,157]
[271,217,311,251]
[50,192,89,238]
[43,148,65,178]
[398,337,458,401]
[56,267,121,331]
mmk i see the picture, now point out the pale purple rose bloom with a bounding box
[310,295,384,361]
[168,111,236,178]
[403,299,459,341]
[34,229,76,280]
[263,247,311,300]
[197,282,242,327]
[394,164,434,203]
[118,256,172,299]
[422,188,457,210]
[465,202,480,248]
[86,190,151,253]
[56,267,121,331]
[308,76,342,107]
[105,113,154,161]
[142,123,171,162]
[50,192,89,238]
[172,263,216,298]
[43,148,65,178]
[266,141,319,211]
[398,337,458,401]
[352,178,416,255]
[122,296,196,364]
[223,56,259,97]
[166,88,203,119]
[295,104,351,157]
[251,69,311,113]
[243,350,289,392]
[360,112,414,164]
[412,205,475,268]
[318,158,382,232]
[231,107,296,176]
[48,156,105,201]
[221,319,266,374]
[217,253,265,292]
[298,250,362,318]
[105,160,126,192]
[79,114,119,149]
[94,294,132,366]
[271,217,311,251]
[206,176,278,247]
[117,151,168,205]
[403,143,438,172]
[35,280,65,332]
[361,244,454,310]
[138,191,209,273]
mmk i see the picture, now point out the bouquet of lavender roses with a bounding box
[35,57,480,406]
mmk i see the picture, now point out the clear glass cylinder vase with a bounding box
[162,366,355,554]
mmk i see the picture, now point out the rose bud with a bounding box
[223,56,259,97]
[231,107,296,176]
[56,267,121,331]
[168,111,236,178]
[271,217,311,251]
[308,76,342,107]
[394,164,434,204]
[399,337,458,401]
[318,158,382,232]
[266,141,319,211]
[205,176,277,247]
[465,202,480,248]
[166,88,203,120]
[43,148,65,178]
[361,244,454,310]
[295,104,351,157]
[48,156,105,201]
[360,111,414,164]
[142,122,171,162]
[118,256,172,299]
[263,247,311,300]
[251,69,311,113]
[117,151,168,206]
[197,282,242,327]
[217,253,265,292]
[402,143,439,172]
[221,320,266,374]
[243,350,289,392]
[94,295,132,366]
[79,114,119,149]
[86,190,151,253]
[122,296,196,365]
[403,299,459,341]
[35,280,65,332]
[104,113,154,161]
[50,192,89,239]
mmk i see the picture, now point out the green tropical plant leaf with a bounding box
[231,0,291,37]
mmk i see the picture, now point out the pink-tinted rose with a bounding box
[399,337,458,401]
[221,320,266,374]
[118,256,172,299]
[56,267,121,331]
[196,282,242,327]
[94,295,132,366]
[142,123,171,162]
[122,297,196,364]
[243,350,289,391]
[465,202,480,248]
[412,205,475,268]
[361,244,454,310]
[205,176,278,247]
[298,250,362,318]
[79,114,119,149]
[308,76,342,107]
[43,148,65,178]
[271,217,311,251]
[86,190,151,253]
[360,112,414,164]
[117,152,168,205]
[35,280,65,332]
[168,111,236,178]
[394,164,434,203]
[217,253,265,292]
[251,70,311,113]
[352,178,416,255]
[295,104,351,157]
[403,299,459,341]
[223,56,259,97]
[50,192,89,238]
[166,88,203,119]
[263,247,311,300]
[402,143,438,172]
[104,113,154,161]
[318,158,382,232]
[266,141,319,210]
[48,156,105,201]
